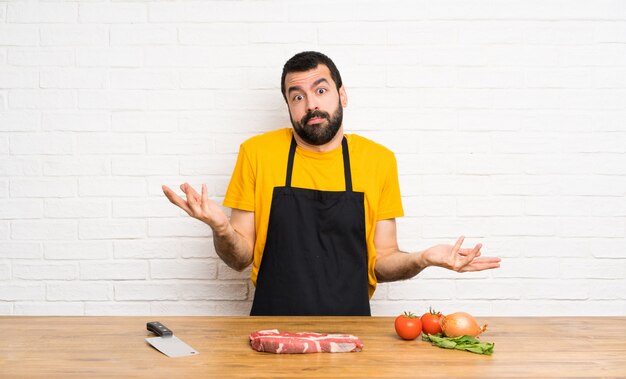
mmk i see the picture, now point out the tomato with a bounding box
[394,312,422,340]
[421,308,444,335]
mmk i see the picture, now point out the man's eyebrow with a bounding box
[287,78,330,94]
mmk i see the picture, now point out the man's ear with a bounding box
[339,85,348,108]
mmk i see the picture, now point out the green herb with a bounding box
[422,333,494,355]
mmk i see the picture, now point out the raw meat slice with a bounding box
[249,329,363,354]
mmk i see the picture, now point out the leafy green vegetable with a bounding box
[422,333,494,355]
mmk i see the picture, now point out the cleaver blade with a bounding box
[146,321,199,358]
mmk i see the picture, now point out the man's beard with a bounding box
[290,101,343,146]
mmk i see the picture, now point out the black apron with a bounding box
[250,135,371,316]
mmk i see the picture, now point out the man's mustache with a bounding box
[301,110,330,125]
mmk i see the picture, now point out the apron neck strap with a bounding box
[285,134,353,192]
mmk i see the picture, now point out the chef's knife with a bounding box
[145,321,199,358]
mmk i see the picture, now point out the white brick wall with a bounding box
[1,0,625,316]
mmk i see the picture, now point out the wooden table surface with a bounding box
[1,316,625,378]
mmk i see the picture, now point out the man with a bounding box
[163,51,501,316]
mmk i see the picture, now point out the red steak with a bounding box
[249,329,363,354]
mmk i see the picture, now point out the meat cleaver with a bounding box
[145,321,199,358]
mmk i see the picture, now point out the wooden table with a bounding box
[1,316,625,378]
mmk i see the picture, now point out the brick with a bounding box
[0,69,38,88]
[0,242,42,259]
[144,46,212,67]
[85,302,150,316]
[0,158,41,176]
[178,25,248,45]
[319,22,387,45]
[180,156,236,176]
[79,177,146,197]
[42,112,109,132]
[179,282,248,301]
[40,69,105,89]
[458,68,524,89]
[456,280,522,300]
[110,69,176,90]
[457,154,522,175]
[45,241,110,260]
[12,220,77,240]
[0,199,42,219]
[78,90,146,110]
[146,90,215,111]
[10,178,77,198]
[0,284,45,301]
[112,112,177,132]
[396,153,454,175]
[0,263,9,280]
[421,175,490,196]
[149,1,285,23]
[80,261,148,280]
[387,66,456,88]
[147,134,214,155]
[560,258,624,279]
[43,157,109,176]
[76,133,145,154]
[115,282,178,301]
[7,47,74,67]
[44,198,109,219]
[492,258,559,279]
[48,282,110,301]
[151,260,218,280]
[112,157,178,176]
[523,111,593,132]
[421,218,489,239]
[110,25,177,46]
[524,196,591,217]
[457,196,523,216]
[490,217,556,237]
[522,280,589,300]
[9,89,77,110]
[459,22,524,44]
[79,3,147,23]
[148,218,211,238]
[113,239,204,259]
[112,198,180,218]
[13,263,77,280]
[387,22,458,45]
[525,68,594,89]
[557,217,623,238]
[10,133,72,155]
[76,47,143,67]
[0,111,40,131]
[79,219,147,240]
[249,23,316,44]
[589,280,626,300]
[40,26,109,47]
[0,25,39,46]
[150,301,252,316]
[590,197,626,217]
[523,237,588,258]
[7,2,77,23]
[388,280,456,300]
[14,302,84,316]
[179,69,246,89]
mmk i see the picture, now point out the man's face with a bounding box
[284,65,347,146]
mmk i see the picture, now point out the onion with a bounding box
[441,312,487,338]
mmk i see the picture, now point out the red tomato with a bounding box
[394,312,422,340]
[421,308,444,335]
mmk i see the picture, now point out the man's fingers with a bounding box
[462,257,502,272]
[162,185,193,215]
[452,235,465,253]
[181,182,201,202]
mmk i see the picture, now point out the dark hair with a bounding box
[281,51,343,102]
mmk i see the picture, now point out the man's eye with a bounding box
[293,95,303,101]
[317,88,327,94]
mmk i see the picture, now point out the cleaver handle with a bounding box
[147,321,173,337]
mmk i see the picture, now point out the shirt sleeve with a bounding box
[376,152,404,220]
[223,143,255,212]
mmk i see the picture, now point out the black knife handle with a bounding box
[147,321,173,337]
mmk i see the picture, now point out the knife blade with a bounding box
[145,321,199,358]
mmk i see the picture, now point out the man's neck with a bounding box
[292,126,344,153]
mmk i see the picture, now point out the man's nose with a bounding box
[306,98,319,113]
